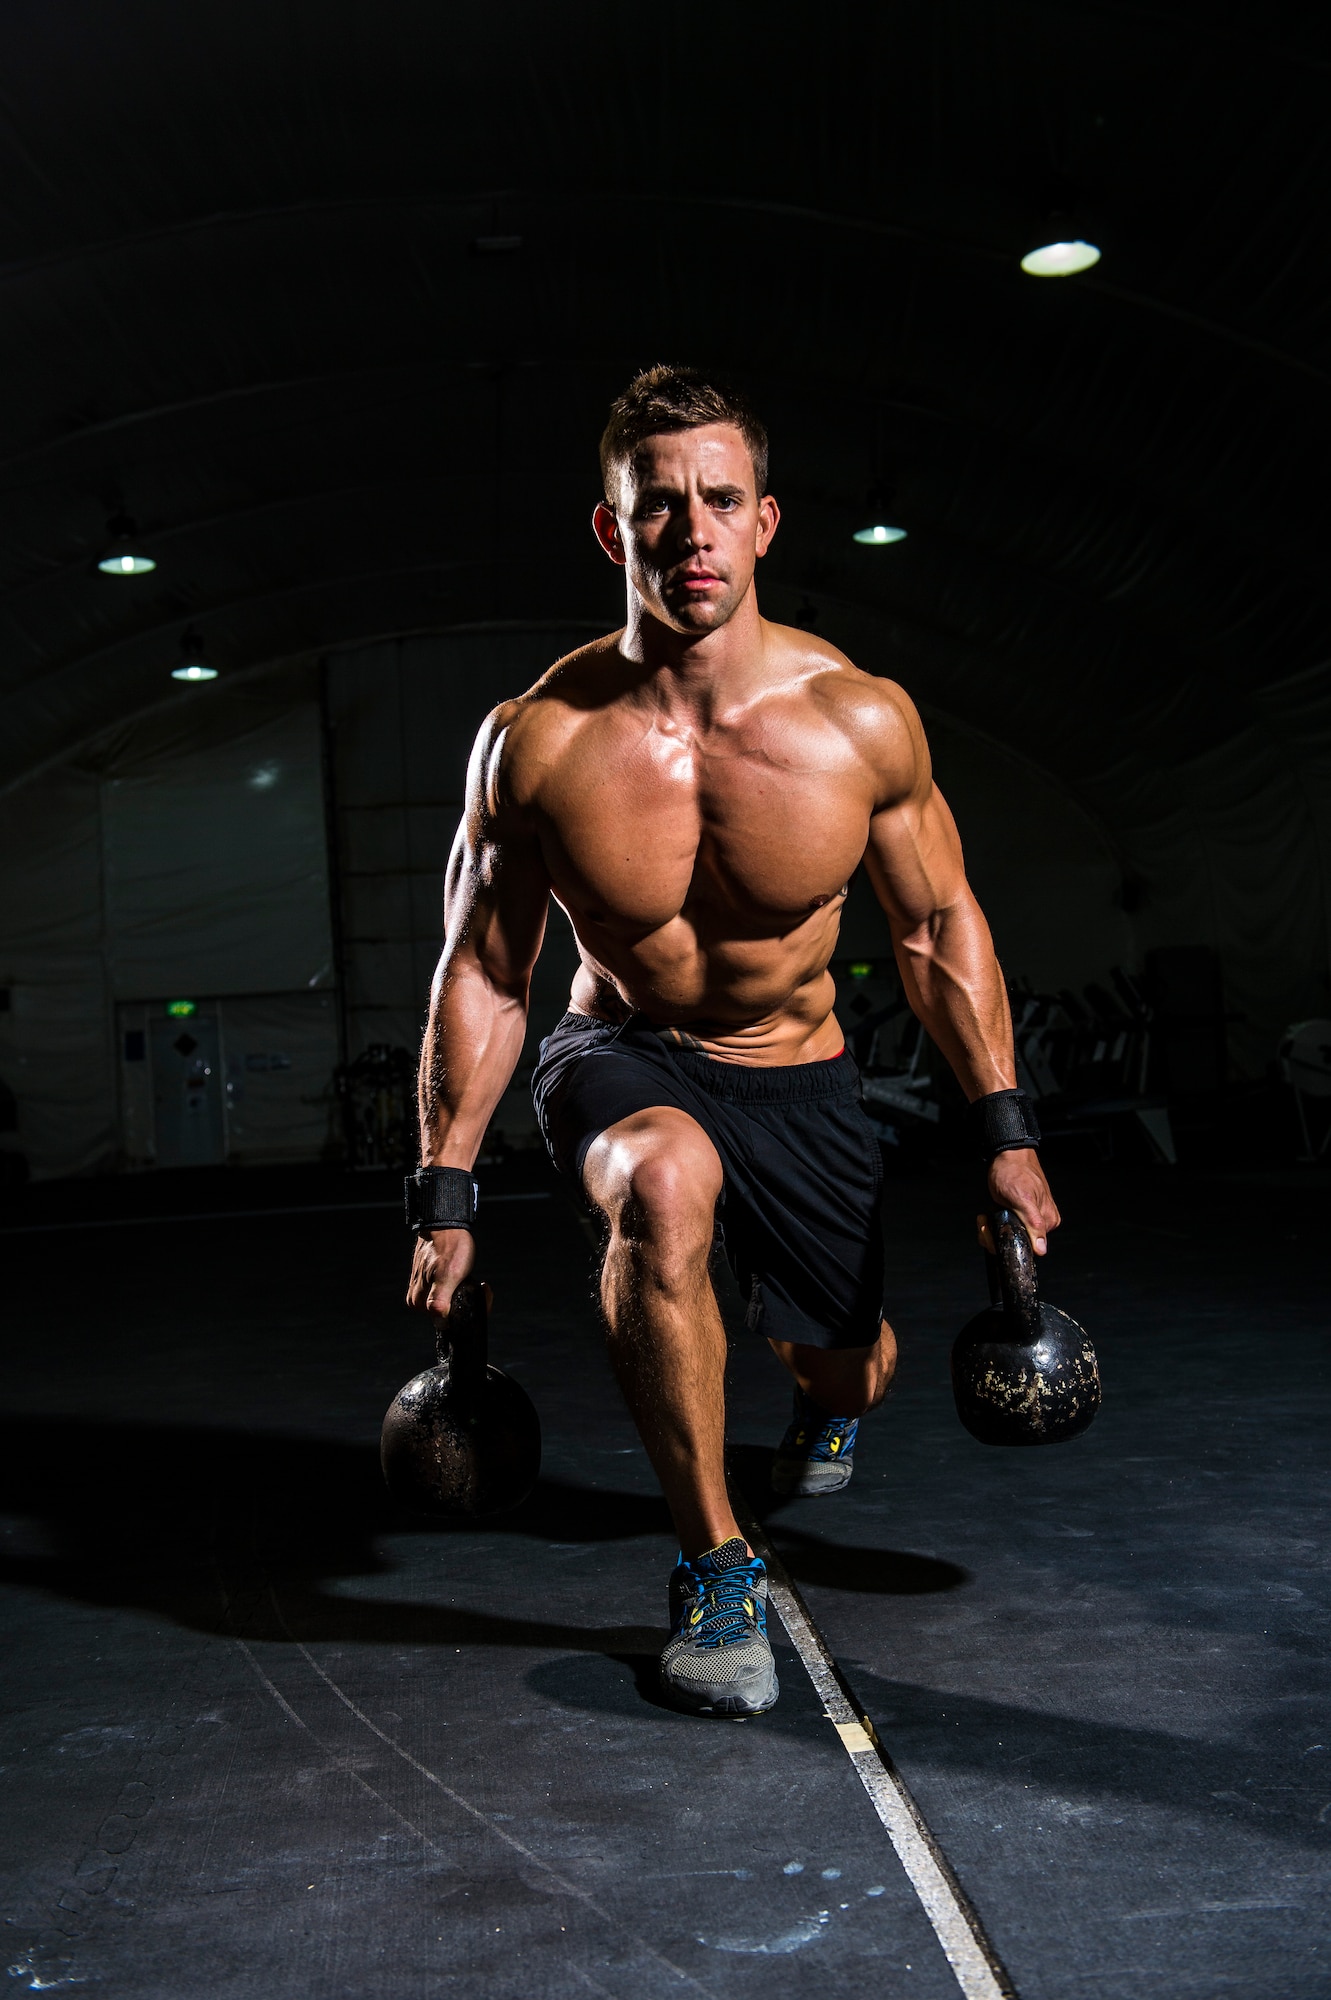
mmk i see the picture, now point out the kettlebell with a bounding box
[381,1282,541,1516]
[950,1209,1101,1447]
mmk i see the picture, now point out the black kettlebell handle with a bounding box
[987,1209,1041,1331]
[435,1280,489,1412]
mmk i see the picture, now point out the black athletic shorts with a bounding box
[531,1012,885,1351]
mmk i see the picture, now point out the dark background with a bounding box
[0,0,1328,1181]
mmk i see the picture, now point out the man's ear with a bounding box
[592,501,627,566]
[755,493,781,559]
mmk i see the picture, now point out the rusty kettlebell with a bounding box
[381,1283,541,1516]
[950,1209,1101,1447]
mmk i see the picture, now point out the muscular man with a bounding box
[406,366,1059,1718]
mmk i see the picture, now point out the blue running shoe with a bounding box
[771,1386,859,1495]
[660,1538,779,1717]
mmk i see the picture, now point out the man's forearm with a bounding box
[891,891,1015,1101]
[417,955,530,1168]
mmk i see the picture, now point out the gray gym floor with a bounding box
[1,1158,1327,1997]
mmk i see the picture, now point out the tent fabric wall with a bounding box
[0,768,112,1180]
[0,665,335,1179]
[1083,661,1331,1077]
[922,712,1135,996]
[325,628,591,1144]
[100,697,333,1000]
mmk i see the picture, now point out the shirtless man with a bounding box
[405,366,1059,1718]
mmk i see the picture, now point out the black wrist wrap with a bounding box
[967,1089,1041,1162]
[404,1166,479,1234]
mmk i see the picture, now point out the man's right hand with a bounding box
[406,1227,477,1323]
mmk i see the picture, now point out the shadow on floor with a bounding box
[0,1413,962,1659]
[843,1662,1331,1851]
[3,1414,1323,1843]
[728,1443,971,1594]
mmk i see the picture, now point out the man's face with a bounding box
[593,423,779,635]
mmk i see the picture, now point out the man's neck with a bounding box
[621,587,772,727]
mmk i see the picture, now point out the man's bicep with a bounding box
[457,832,552,994]
[862,781,969,932]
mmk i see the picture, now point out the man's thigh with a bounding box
[715,1072,885,1349]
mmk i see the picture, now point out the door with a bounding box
[150,1015,224,1167]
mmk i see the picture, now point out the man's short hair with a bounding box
[599,365,769,508]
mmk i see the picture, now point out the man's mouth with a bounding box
[673,569,722,591]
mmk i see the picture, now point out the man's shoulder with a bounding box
[499,635,624,726]
[484,633,626,794]
[763,621,923,756]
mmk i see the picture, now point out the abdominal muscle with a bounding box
[564,914,847,1067]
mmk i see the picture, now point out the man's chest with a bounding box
[532,725,873,928]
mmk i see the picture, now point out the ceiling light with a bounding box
[171,626,217,682]
[1020,239,1101,278]
[853,524,908,545]
[97,511,156,575]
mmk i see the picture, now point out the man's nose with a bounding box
[678,498,712,549]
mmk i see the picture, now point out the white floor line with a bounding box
[1,1191,552,1234]
[735,1499,1018,2000]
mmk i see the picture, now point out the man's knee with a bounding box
[586,1112,722,1271]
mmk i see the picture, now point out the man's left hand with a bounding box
[978,1147,1060,1256]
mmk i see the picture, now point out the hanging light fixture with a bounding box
[1020,238,1101,277]
[853,477,908,547]
[171,627,217,682]
[97,511,157,576]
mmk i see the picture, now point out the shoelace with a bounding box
[806,1417,858,1462]
[677,1567,766,1648]
[785,1415,859,1463]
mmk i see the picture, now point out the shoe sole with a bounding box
[659,1671,780,1719]
[770,1458,854,1496]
